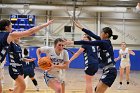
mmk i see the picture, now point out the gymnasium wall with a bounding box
[6,47,140,71]
[5,47,140,71]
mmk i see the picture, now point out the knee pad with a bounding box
[32,79,38,86]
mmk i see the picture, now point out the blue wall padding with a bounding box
[4,47,140,71]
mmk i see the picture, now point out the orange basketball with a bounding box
[38,56,52,70]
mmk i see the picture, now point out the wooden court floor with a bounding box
[2,67,140,93]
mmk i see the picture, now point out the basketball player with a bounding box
[22,48,39,91]
[8,38,37,93]
[36,38,69,93]
[69,34,98,93]
[65,21,118,93]
[115,42,135,89]
[136,2,140,13]
[0,58,6,92]
[0,19,53,93]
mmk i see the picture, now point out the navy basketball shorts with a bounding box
[9,65,24,80]
[100,67,117,87]
[84,63,98,76]
[23,69,35,78]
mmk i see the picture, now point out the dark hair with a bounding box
[0,19,11,31]
[84,34,92,41]
[54,38,64,47]
[23,48,28,56]
[102,27,118,40]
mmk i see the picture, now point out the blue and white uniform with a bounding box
[0,32,10,80]
[82,45,98,76]
[39,46,69,85]
[119,48,131,68]
[8,42,23,80]
[0,32,10,63]
[74,28,117,87]
[22,56,36,78]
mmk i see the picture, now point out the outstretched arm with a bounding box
[7,20,53,44]
[73,20,101,40]
[69,48,84,63]
[22,58,36,62]
[65,40,104,47]
[82,28,101,40]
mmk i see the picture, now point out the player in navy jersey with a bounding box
[8,38,36,93]
[22,48,39,91]
[65,21,118,93]
[69,34,98,93]
[0,19,53,93]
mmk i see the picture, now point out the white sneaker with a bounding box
[35,85,39,91]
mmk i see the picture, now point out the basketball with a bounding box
[38,56,52,70]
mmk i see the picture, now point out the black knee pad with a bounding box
[32,79,38,86]
[95,86,97,92]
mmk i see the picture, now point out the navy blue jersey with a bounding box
[8,42,23,65]
[82,45,98,64]
[81,28,115,66]
[0,32,10,63]
[74,40,115,66]
[22,56,35,70]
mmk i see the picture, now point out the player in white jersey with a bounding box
[115,42,135,88]
[36,38,69,93]
[136,2,140,13]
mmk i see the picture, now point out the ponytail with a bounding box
[112,35,118,40]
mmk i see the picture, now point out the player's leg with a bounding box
[13,75,26,93]
[61,81,65,93]
[126,66,130,85]
[85,75,93,93]
[44,72,62,93]
[29,69,39,91]
[119,62,125,86]
[0,81,2,93]
[48,79,62,93]
[85,63,98,93]
[95,67,117,93]
[30,77,39,91]
[95,80,108,93]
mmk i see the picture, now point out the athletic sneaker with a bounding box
[35,85,39,91]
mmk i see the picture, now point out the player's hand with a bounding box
[47,19,54,25]
[114,58,118,62]
[47,63,55,72]
[28,58,36,62]
[73,20,83,30]
[63,39,74,46]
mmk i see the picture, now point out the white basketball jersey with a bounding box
[40,46,69,72]
[119,48,130,62]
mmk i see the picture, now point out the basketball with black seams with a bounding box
[38,56,52,70]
